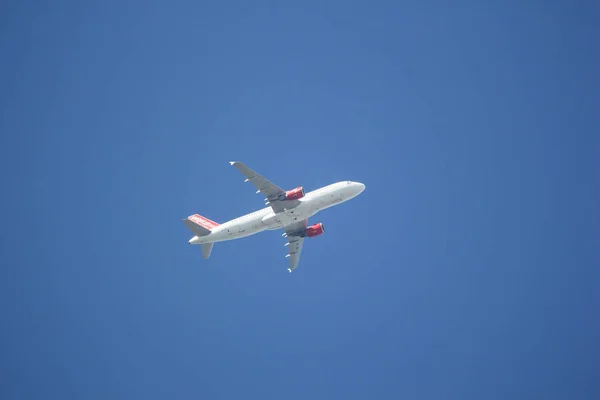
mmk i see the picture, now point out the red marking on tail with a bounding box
[188,214,219,230]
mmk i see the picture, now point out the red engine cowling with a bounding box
[304,223,325,238]
[284,186,305,200]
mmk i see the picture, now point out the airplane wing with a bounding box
[229,161,299,213]
[284,219,308,273]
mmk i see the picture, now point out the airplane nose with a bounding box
[351,182,365,195]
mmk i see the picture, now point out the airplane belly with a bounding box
[232,223,257,237]
[206,219,265,242]
[261,202,317,228]
[277,213,300,226]
[261,212,283,228]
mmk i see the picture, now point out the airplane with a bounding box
[182,161,366,272]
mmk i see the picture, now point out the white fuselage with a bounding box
[189,181,365,245]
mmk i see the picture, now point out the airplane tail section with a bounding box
[201,242,214,259]
[182,214,220,237]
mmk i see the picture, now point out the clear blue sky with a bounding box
[1,1,599,399]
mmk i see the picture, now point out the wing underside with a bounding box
[229,161,300,213]
[284,219,308,272]
[229,161,307,272]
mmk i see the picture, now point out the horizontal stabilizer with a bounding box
[201,243,214,259]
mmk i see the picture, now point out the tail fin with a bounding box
[182,214,220,236]
[201,243,214,259]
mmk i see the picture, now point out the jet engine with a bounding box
[303,223,325,238]
[280,186,305,201]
